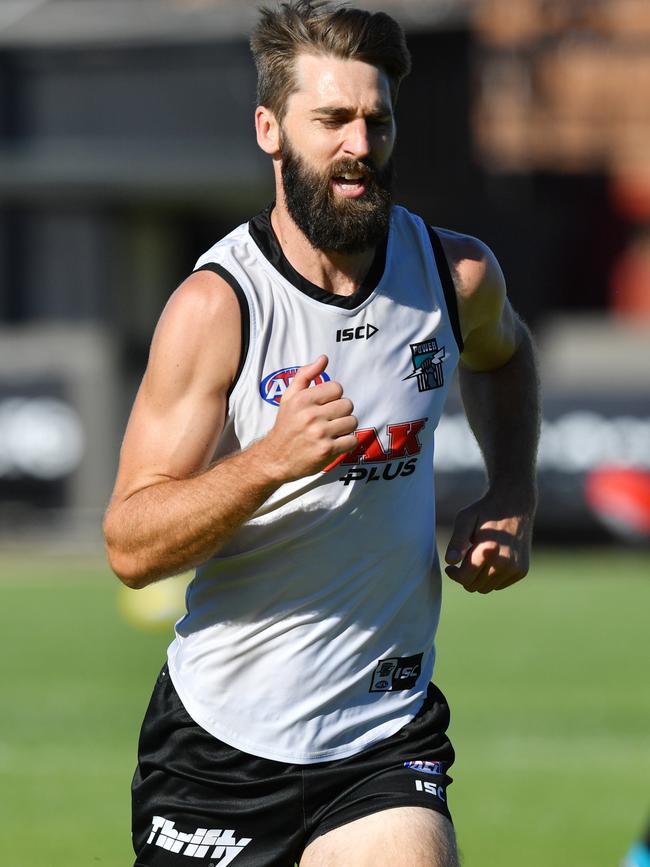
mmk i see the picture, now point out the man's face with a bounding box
[278,54,396,254]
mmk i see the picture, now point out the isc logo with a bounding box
[369,653,423,692]
[259,366,331,407]
[336,324,378,342]
[414,780,446,802]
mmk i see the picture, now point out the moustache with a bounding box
[328,160,379,179]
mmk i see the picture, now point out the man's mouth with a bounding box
[331,171,368,197]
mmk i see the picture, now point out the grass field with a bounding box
[1,547,648,866]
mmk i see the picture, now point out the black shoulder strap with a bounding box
[193,262,250,397]
[425,226,464,355]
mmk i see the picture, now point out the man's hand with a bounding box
[444,493,534,593]
[260,355,358,482]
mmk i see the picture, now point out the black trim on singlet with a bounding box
[248,203,388,310]
[426,225,464,355]
[193,262,250,397]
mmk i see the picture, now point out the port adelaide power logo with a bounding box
[403,339,446,391]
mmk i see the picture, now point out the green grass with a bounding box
[1,548,648,866]
[435,549,650,866]
[0,554,169,866]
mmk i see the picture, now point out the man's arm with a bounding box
[103,270,357,589]
[438,231,541,593]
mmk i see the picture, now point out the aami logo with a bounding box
[259,366,331,407]
[326,418,427,485]
[404,760,445,776]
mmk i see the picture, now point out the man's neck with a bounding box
[270,201,377,298]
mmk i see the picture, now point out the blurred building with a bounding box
[0,0,648,540]
[472,0,650,315]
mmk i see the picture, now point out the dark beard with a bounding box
[280,137,393,255]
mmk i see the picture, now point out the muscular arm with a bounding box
[438,231,541,592]
[103,271,357,589]
[459,322,539,507]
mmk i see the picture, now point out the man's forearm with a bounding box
[459,322,540,508]
[103,442,281,589]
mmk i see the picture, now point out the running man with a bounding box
[104,3,540,865]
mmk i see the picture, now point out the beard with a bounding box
[280,134,393,255]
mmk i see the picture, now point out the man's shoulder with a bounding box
[427,227,502,306]
[433,226,492,264]
[164,267,243,334]
[391,207,497,294]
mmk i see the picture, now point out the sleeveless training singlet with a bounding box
[166,204,463,763]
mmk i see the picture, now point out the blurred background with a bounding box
[0,1,648,865]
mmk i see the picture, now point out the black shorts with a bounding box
[132,665,455,866]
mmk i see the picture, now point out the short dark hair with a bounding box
[250,0,411,122]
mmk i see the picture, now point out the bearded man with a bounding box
[104,2,540,865]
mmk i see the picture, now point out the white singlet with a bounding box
[167,204,463,763]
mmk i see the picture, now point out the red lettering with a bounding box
[279,368,298,385]
[324,419,428,472]
[387,419,426,458]
[340,427,387,464]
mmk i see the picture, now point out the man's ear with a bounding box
[255,106,281,155]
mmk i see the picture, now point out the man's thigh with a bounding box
[299,806,459,867]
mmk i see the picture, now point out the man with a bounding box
[103,2,540,865]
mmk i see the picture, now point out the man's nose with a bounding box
[342,119,370,160]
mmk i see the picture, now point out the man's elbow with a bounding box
[103,512,155,590]
[105,549,153,589]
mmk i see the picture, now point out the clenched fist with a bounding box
[261,355,358,483]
